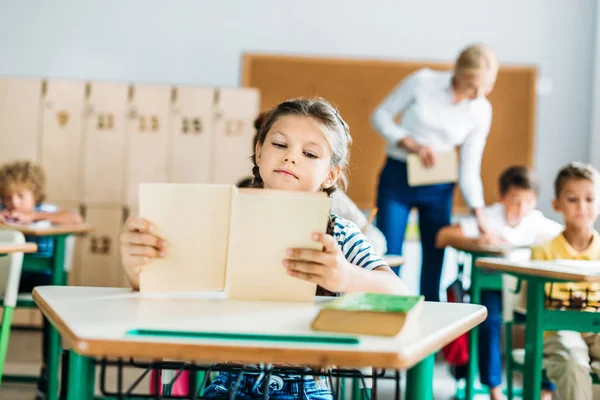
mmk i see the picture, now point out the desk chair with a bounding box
[0,230,27,385]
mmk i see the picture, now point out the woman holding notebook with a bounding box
[371,43,498,301]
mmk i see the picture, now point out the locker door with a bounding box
[78,206,123,287]
[82,82,128,205]
[119,206,137,288]
[168,87,214,183]
[40,80,85,203]
[212,88,260,185]
[0,78,42,164]
[124,85,171,206]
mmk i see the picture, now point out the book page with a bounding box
[407,151,458,186]
[139,183,232,292]
[226,189,330,302]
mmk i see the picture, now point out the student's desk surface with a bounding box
[383,254,404,267]
[446,238,526,256]
[476,257,600,282]
[0,242,38,254]
[0,222,93,236]
[33,286,486,370]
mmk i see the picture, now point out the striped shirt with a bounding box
[331,213,388,270]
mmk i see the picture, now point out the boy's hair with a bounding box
[0,161,46,205]
[498,165,538,196]
[554,162,600,198]
[251,97,352,196]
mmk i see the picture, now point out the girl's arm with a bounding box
[35,210,83,225]
[285,232,410,295]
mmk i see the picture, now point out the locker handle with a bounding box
[122,206,130,225]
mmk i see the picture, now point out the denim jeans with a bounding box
[376,158,454,301]
[202,372,332,399]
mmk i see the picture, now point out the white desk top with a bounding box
[448,238,528,256]
[0,243,37,254]
[476,258,600,283]
[0,222,92,236]
[33,287,486,369]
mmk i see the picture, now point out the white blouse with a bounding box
[371,68,493,209]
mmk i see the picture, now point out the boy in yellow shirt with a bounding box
[532,162,600,400]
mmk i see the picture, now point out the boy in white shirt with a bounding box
[437,165,562,400]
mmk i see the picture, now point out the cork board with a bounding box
[242,54,537,212]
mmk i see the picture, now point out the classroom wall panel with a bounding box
[82,82,129,205]
[124,85,171,206]
[168,87,214,184]
[40,80,85,203]
[78,206,124,287]
[212,88,260,185]
[0,78,42,164]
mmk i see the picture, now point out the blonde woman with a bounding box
[372,45,497,294]
[371,43,500,395]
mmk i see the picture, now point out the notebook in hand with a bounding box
[138,184,330,302]
[225,189,330,302]
[139,184,233,293]
[407,150,458,186]
[311,293,424,336]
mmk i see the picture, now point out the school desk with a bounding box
[33,286,486,400]
[447,240,528,400]
[0,223,92,400]
[475,257,600,400]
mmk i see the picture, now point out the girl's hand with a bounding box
[284,232,356,293]
[120,217,168,288]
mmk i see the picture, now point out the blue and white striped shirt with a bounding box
[331,213,388,270]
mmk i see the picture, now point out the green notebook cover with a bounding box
[323,293,424,313]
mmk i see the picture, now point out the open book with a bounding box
[138,184,330,302]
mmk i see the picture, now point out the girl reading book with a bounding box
[120,98,408,399]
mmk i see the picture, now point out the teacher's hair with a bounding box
[454,43,498,79]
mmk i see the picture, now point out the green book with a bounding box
[312,293,425,336]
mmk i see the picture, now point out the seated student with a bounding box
[437,165,562,400]
[531,162,600,400]
[0,160,82,399]
[121,98,408,399]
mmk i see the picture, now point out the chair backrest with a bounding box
[0,230,26,307]
[501,248,532,322]
[63,235,76,272]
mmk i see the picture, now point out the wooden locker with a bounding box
[0,307,33,327]
[119,206,137,288]
[78,206,124,287]
[0,78,42,164]
[40,80,85,203]
[168,87,214,183]
[82,82,128,205]
[124,84,171,206]
[212,88,260,185]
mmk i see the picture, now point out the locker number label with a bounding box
[181,117,202,135]
[90,236,112,255]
